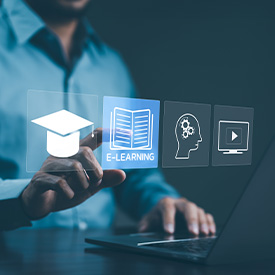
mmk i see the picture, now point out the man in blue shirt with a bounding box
[0,0,215,235]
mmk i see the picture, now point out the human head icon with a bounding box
[175,113,202,159]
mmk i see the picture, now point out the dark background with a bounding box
[87,0,275,227]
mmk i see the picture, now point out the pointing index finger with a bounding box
[80,128,102,151]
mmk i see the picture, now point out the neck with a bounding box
[45,19,79,60]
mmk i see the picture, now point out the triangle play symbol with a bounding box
[232,131,238,141]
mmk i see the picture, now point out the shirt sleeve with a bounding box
[0,178,32,230]
[114,169,180,219]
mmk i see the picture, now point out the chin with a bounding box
[27,0,92,18]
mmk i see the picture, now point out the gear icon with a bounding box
[179,117,195,140]
[188,126,195,135]
[181,118,190,131]
[182,131,189,139]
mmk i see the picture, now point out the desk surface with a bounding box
[1,228,275,274]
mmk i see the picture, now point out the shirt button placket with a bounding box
[67,77,75,93]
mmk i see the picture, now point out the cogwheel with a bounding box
[188,126,195,135]
[181,118,190,130]
[182,131,189,139]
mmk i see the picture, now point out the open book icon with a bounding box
[110,107,153,150]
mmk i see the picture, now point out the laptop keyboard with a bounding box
[144,237,216,257]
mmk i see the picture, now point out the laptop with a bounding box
[85,135,275,265]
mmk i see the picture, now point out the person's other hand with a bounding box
[138,197,216,236]
[21,128,126,220]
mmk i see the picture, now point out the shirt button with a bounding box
[79,221,88,230]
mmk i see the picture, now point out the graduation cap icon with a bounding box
[31,110,94,158]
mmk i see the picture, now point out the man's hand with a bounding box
[21,128,126,220]
[138,197,216,236]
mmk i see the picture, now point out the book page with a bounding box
[132,109,150,149]
[113,108,133,148]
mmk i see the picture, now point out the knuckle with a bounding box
[57,178,66,187]
[71,160,83,171]
[187,202,197,210]
[81,146,93,158]
[34,171,45,178]
[198,207,205,215]
[31,171,46,183]
[161,197,174,206]
[95,166,103,181]
[206,213,214,221]
[180,197,188,203]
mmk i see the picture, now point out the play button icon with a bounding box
[232,131,238,141]
[226,127,242,144]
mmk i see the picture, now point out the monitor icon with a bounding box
[218,120,250,155]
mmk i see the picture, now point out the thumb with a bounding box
[138,214,151,232]
[101,169,126,188]
[138,209,158,233]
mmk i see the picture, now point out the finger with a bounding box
[68,160,90,190]
[138,207,160,233]
[43,158,90,190]
[160,198,176,234]
[56,177,75,199]
[206,213,216,235]
[181,202,200,235]
[87,169,126,195]
[32,172,74,199]
[41,157,77,173]
[80,128,102,151]
[72,146,103,185]
[100,169,126,188]
[138,213,152,232]
[198,208,209,235]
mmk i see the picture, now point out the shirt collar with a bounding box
[81,18,103,50]
[2,0,102,49]
[2,0,46,44]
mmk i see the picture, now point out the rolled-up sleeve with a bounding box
[0,178,32,230]
[114,169,180,219]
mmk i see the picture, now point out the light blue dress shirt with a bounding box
[0,0,179,230]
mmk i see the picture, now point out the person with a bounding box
[0,0,216,236]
